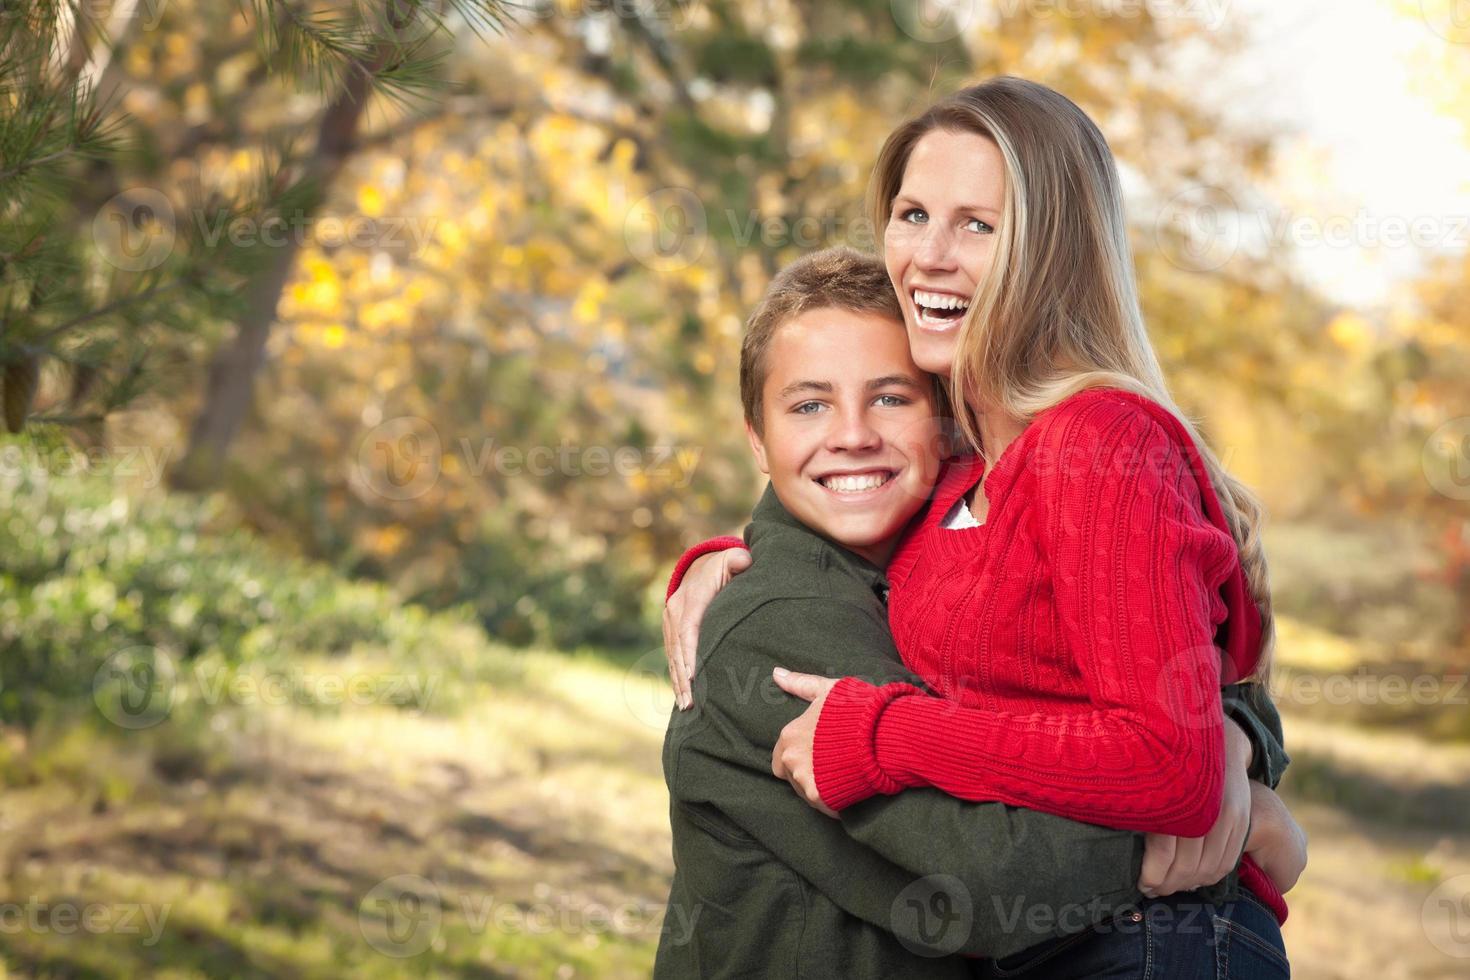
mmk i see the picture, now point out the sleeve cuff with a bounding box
[1222,684,1289,789]
[812,676,921,811]
[665,536,748,601]
[1238,855,1289,924]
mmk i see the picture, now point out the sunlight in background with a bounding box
[1223,0,1470,307]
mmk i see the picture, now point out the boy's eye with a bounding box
[792,401,824,415]
[964,217,994,234]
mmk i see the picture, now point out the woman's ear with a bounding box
[744,419,770,475]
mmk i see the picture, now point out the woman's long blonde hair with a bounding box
[870,76,1274,678]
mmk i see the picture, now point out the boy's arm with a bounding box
[673,597,1144,959]
[1221,681,1289,789]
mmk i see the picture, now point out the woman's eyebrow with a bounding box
[866,375,925,391]
[893,192,999,218]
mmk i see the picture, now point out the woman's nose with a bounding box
[914,223,958,271]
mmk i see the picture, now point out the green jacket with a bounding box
[655,484,1288,978]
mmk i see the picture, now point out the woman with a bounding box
[664,77,1302,977]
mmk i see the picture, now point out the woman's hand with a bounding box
[1244,781,1308,894]
[1139,718,1254,897]
[770,668,841,818]
[662,549,752,709]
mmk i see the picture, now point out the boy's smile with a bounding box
[746,307,942,567]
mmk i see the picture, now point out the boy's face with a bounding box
[746,306,942,568]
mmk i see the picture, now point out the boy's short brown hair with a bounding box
[741,247,905,433]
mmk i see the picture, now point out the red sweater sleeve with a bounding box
[665,536,748,601]
[812,402,1237,837]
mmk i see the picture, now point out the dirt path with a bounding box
[2,649,1468,978]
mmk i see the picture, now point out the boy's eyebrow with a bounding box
[776,376,924,399]
[776,379,834,399]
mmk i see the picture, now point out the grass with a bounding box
[0,641,675,978]
[2,460,1467,977]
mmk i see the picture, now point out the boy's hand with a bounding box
[1245,781,1308,894]
[663,549,752,709]
[770,668,840,818]
[1139,718,1254,897]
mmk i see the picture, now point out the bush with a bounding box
[0,444,510,727]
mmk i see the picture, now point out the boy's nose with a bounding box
[827,411,882,452]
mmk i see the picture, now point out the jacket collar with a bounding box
[744,482,890,597]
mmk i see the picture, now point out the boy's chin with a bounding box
[812,514,904,554]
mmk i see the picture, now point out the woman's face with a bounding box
[883,128,1006,378]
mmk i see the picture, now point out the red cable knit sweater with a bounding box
[667,388,1285,922]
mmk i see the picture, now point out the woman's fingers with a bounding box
[663,599,693,709]
[772,668,837,702]
[1139,833,1176,896]
[664,551,748,711]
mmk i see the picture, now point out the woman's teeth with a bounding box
[819,472,893,493]
[912,289,970,326]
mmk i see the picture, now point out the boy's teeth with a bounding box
[821,472,892,493]
[912,289,970,311]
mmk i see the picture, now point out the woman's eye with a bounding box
[898,207,928,225]
[964,217,994,234]
[874,394,909,408]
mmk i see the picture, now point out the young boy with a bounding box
[655,248,1160,977]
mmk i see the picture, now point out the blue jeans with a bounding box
[976,889,1290,979]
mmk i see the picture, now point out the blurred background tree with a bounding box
[4,0,1466,655]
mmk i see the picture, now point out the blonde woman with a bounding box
[663,77,1303,977]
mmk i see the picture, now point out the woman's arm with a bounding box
[804,405,1241,837]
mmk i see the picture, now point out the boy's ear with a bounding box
[744,419,770,475]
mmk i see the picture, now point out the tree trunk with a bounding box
[171,2,417,489]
